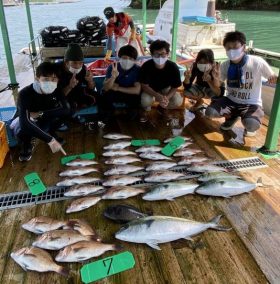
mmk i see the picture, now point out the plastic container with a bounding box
[182,16,216,24]
[0,121,9,168]
[87,59,114,76]
[0,107,17,147]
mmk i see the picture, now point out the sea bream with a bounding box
[173,148,203,157]
[164,136,192,143]
[195,178,262,198]
[144,170,185,183]
[21,216,67,234]
[55,241,122,262]
[103,204,149,223]
[104,165,144,176]
[135,146,162,153]
[102,175,141,187]
[56,176,101,187]
[178,156,209,166]
[102,150,136,157]
[32,229,96,250]
[187,163,228,173]
[102,186,146,199]
[66,196,102,213]
[139,152,172,160]
[198,172,241,182]
[64,184,104,197]
[142,182,198,201]
[11,247,69,276]
[105,156,141,165]
[59,167,99,177]
[103,133,132,140]
[103,141,131,150]
[66,159,98,167]
[145,161,177,171]
[115,215,231,250]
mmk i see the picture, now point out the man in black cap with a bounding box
[58,43,96,112]
[103,7,144,61]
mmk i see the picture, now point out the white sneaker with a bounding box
[244,130,256,137]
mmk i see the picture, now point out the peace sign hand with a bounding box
[202,68,212,82]
[212,62,221,80]
[111,62,119,79]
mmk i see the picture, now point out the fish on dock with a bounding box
[103,141,131,150]
[11,247,69,276]
[177,156,209,166]
[66,159,98,167]
[55,241,122,262]
[198,172,241,182]
[164,136,193,143]
[145,161,177,171]
[103,133,132,140]
[102,186,146,199]
[102,175,141,187]
[139,152,172,160]
[59,167,99,177]
[104,165,144,176]
[66,196,102,213]
[173,148,203,157]
[56,177,101,187]
[115,215,231,250]
[64,184,104,197]
[135,146,162,153]
[187,163,228,173]
[144,170,185,183]
[105,156,141,165]
[102,150,136,157]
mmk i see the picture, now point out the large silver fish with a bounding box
[66,159,98,167]
[164,136,192,143]
[56,177,101,187]
[55,241,122,262]
[102,175,141,187]
[66,196,102,213]
[103,133,132,140]
[144,170,185,183]
[195,178,262,198]
[22,216,66,234]
[145,161,177,171]
[102,150,136,157]
[102,186,146,199]
[105,156,141,165]
[11,247,69,276]
[64,184,104,197]
[142,182,198,201]
[187,163,228,173]
[104,141,131,150]
[115,215,231,250]
[178,156,209,166]
[135,146,162,153]
[59,167,99,177]
[139,152,172,160]
[173,148,203,157]
[198,172,241,182]
[33,229,95,250]
[178,142,193,149]
[104,165,144,176]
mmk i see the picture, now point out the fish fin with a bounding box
[73,247,85,253]
[50,236,61,241]
[113,244,123,251]
[166,197,175,201]
[24,253,37,258]
[183,236,194,241]
[208,215,232,231]
[222,195,231,198]
[57,266,70,277]
[77,256,88,261]
[256,177,263,187]
[147,242,161,250]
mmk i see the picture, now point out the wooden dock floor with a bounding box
[0,108,279,284]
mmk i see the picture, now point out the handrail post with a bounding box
[25,0,37,56]
[0,0,18,86]
[171,0,179,62]
[142,0,147,49]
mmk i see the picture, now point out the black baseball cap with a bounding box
[104,7,115,19]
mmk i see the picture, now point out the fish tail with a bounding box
[209,215,232,231]
[113,244,123,251]
[56,265,69,277]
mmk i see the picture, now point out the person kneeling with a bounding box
[100,45,141,120]
[14,62,70,162]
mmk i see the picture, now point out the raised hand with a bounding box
[69,73,78,89]
[212,62,221,80]
[111,62,119,79]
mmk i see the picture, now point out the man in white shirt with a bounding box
[205,31,277,136]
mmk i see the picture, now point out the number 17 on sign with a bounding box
[80,251,135,283]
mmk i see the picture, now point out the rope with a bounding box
[0,83,19,93]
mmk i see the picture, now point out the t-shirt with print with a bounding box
[220,55,274,106]
[140,59,182,92]
[106,63,140,88]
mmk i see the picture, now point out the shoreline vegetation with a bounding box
[129,0,280,11]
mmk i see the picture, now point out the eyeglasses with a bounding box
[153,52,168,58]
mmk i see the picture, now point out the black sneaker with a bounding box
[19,143,33,162]
[220,117,239,131]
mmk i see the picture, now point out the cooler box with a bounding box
[182,16,216,24]
[0,107,17,147]
[0,121,9,168]
[87,59,114,76]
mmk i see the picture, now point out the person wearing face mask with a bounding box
[14,62,70,162]
[58,43,96,114]
[99,45,141,121]
[183,49,225,111]
[140,40,183,122]
[205,31,277,137]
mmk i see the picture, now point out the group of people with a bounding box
[13,29,277,162]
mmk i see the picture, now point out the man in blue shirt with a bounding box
[99,45,141,120]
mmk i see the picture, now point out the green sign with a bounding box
[61,152,95,165]
[161,136,185,156]
[131,139,161,146]
[80,251,135,283]
[24,172,46,195]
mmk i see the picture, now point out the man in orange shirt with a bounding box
[103,7,144,60]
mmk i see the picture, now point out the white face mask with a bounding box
[69,66,82,74]
[119,59,135,70]
[153,57,168,66]
[226,46,244,61]
[40,81,57,94]
[197,63,212,72]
